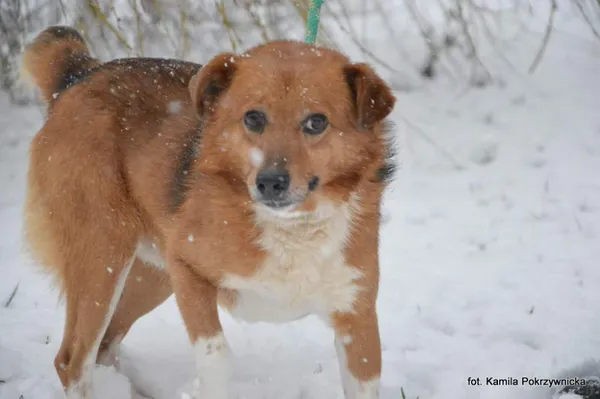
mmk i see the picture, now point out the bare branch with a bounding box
[3,283,19,308]
[529,0,557,74]
[400,116,465,171]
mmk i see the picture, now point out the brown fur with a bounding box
[23,25,396,396]
[22,26,101,104]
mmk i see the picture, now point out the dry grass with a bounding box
[2,0,600,104]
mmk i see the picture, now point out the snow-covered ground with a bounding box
[1,6,600,399]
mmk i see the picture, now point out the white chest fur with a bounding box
[220,199,363,323]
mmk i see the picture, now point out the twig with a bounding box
[453,0,492,86]
[242,0,270,43]
[4,283,19,308]
[529,0,557,74]
[400,116,465,171]
[324,7,410,79]
[573,0,600,41]
[178,5,191,58]
[336,0,359,39]
[217,0,240,51]
[371,0,419,70]
[129,0,145,56]
[471,3,521,76]
[87,1,132,51]
[291,0,309,26]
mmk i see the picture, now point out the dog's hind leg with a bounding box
[54,245,137,398]
[97,259,173,369]
[24,112,146,397]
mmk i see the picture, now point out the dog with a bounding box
[22,25,397,398]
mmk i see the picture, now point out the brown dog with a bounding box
[22,25,396,398]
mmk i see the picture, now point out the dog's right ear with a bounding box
[189,52,237,118]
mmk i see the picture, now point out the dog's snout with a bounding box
[256,170,290,199]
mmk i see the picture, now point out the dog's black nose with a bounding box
[256,169,290,199]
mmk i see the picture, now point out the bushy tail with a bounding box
[22,26,100,104]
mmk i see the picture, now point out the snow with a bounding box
[1,7,600,399]
[168,100,183,115]
[92,366,133,398]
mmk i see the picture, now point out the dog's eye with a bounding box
[302,113,329,135]
[244,110,267,133]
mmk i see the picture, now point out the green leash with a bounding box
[305,0,324,44]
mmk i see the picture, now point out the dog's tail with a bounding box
[22,26,100,104]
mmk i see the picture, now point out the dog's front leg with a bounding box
[168,258,230,399]
[332,309,381,399]
[333,206,383,399]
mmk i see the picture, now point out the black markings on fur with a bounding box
[56,50,98,94]
[40,26,97,97]
[375,163,396,184]
[169,128,202,212]
[204,82,224,97]
[308,176,320,191]
[373,120,399,184]
[109,57,201,71]
[56,57,201,102]
[344,68,359,106]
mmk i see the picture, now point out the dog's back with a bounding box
[22,26,201,293]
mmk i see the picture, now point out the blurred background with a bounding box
[1,0,598,103]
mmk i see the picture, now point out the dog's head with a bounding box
[189,41,396,219]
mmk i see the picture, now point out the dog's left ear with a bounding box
[189,52,237,119]
[343,63,396,130]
